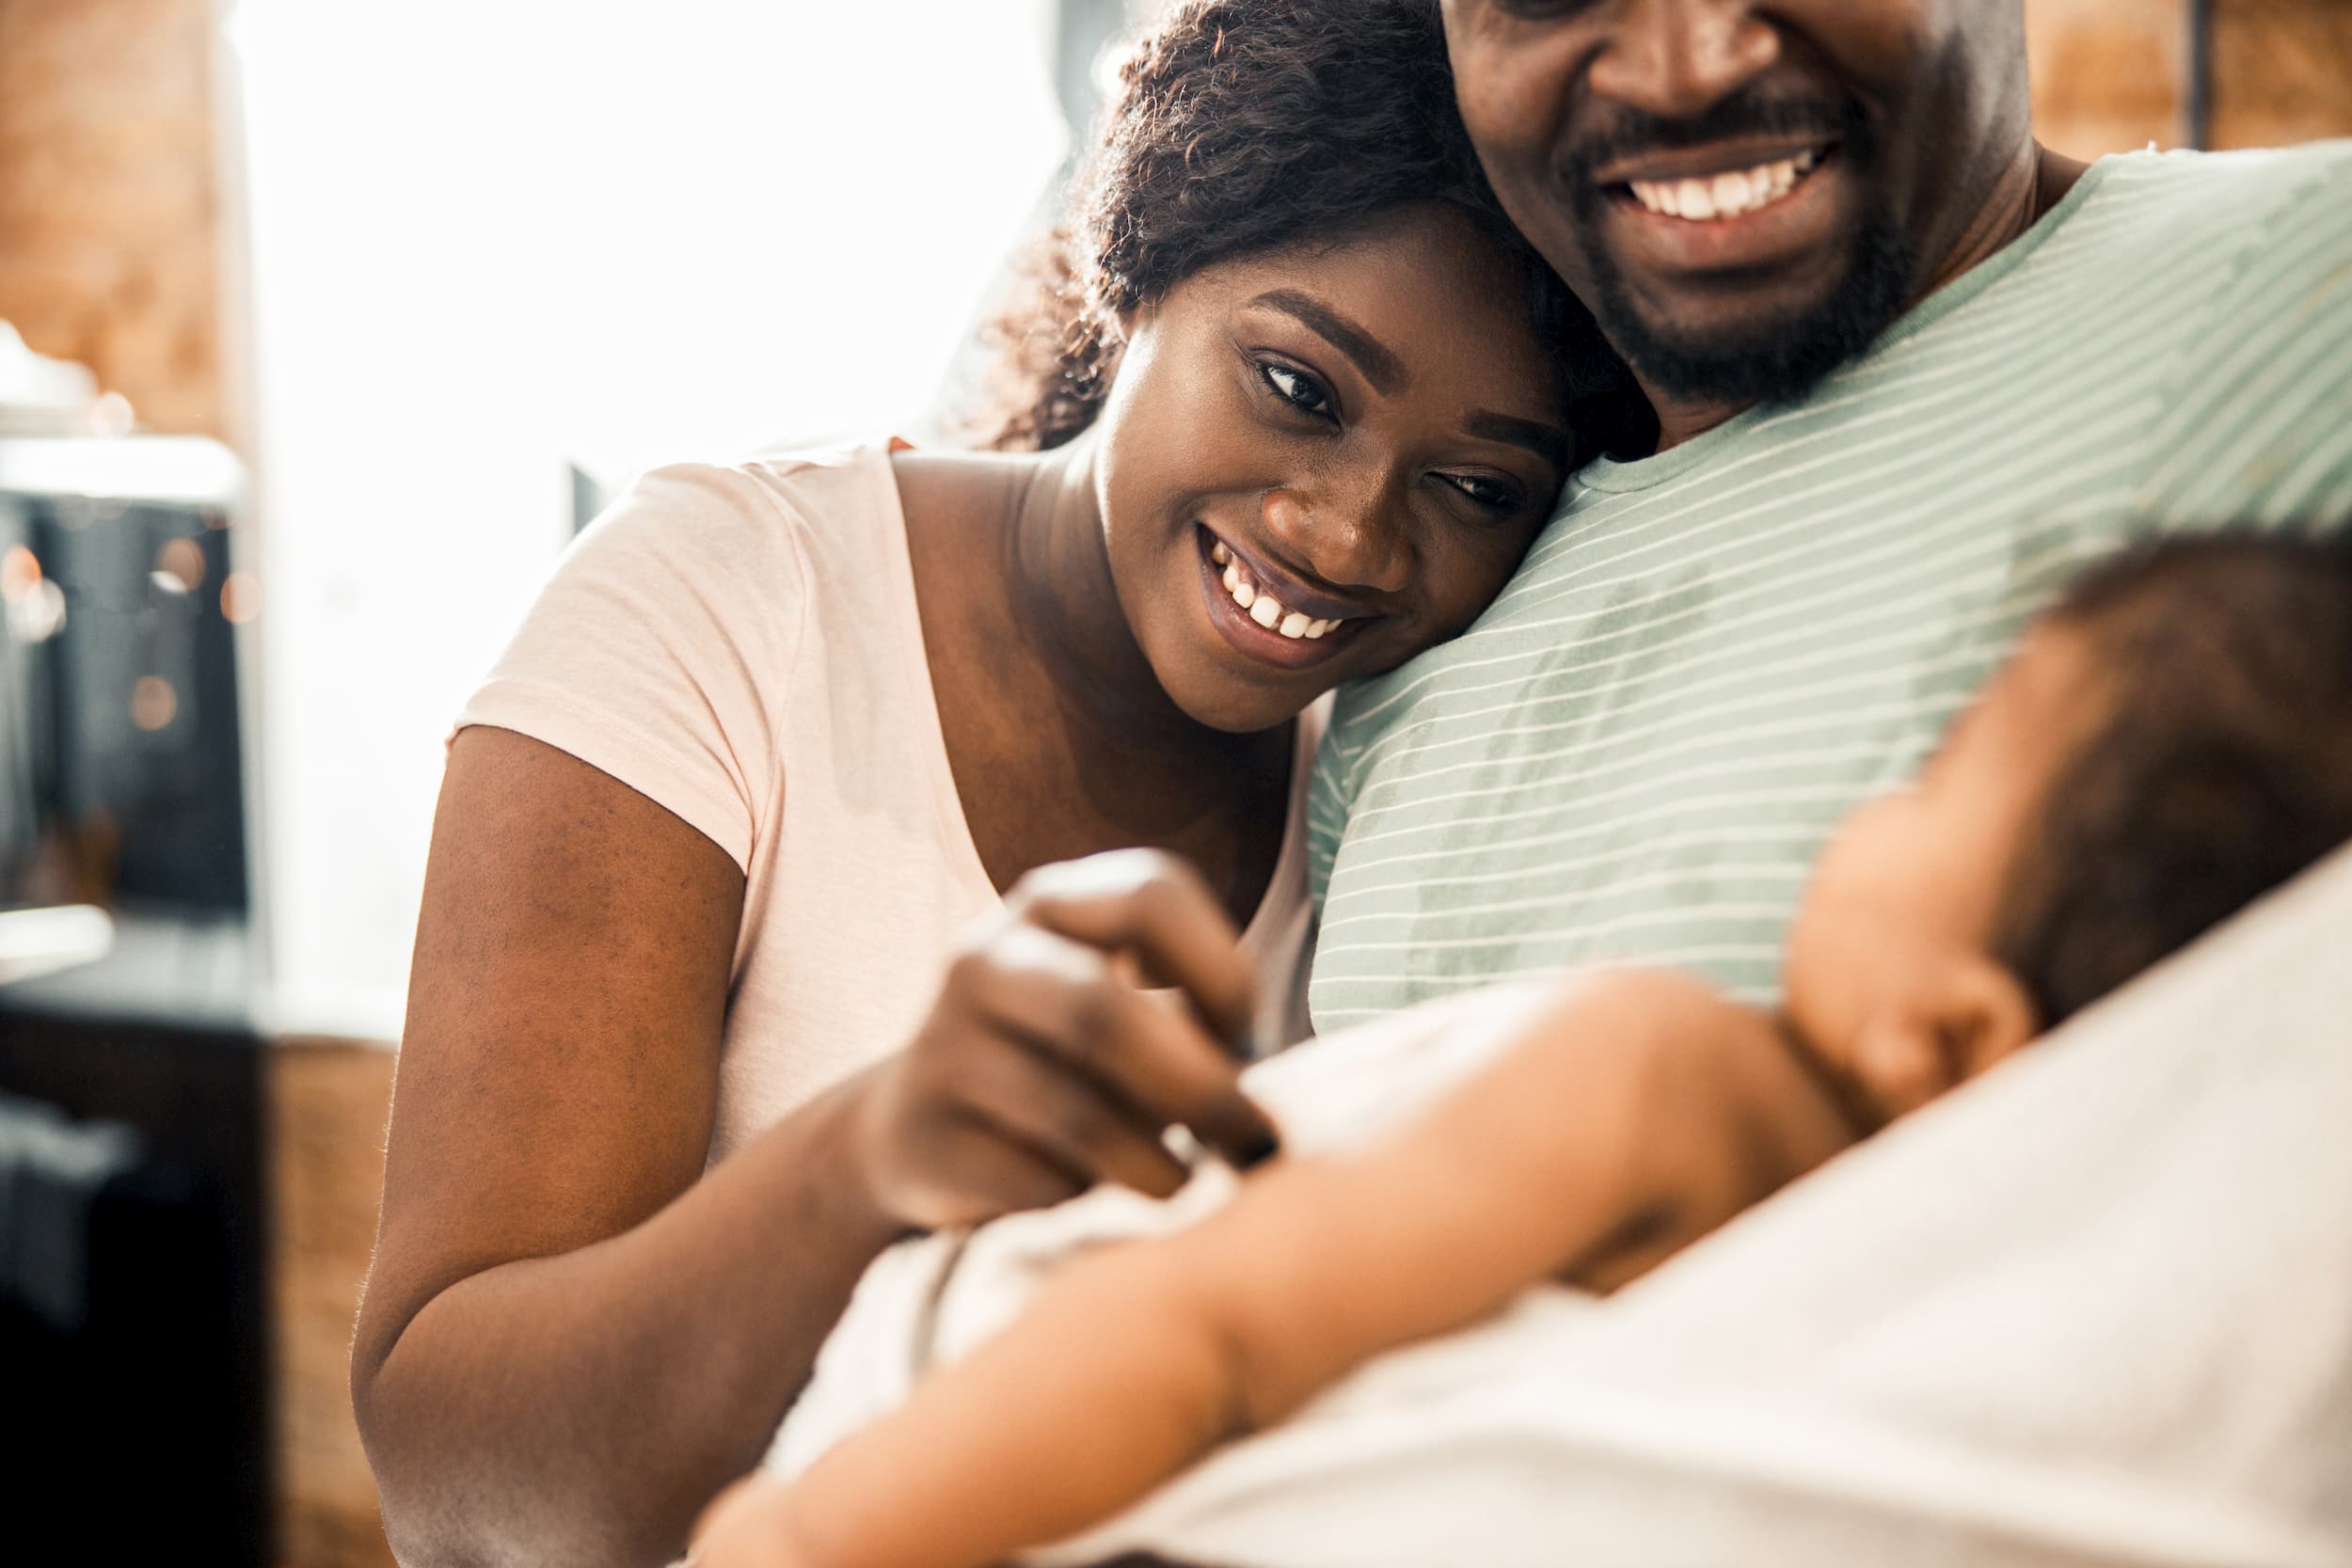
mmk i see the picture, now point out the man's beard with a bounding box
[1566,93,1916,410]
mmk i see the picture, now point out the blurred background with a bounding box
[0,1,2345,1563]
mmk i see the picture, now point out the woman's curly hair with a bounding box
[981,0,1648,461]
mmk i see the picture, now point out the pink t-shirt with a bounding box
[456,444,1322,1164]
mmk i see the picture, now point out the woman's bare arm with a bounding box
[356,733,1281,1568]
[694,971,1854,1568]
[352,729,907,1568]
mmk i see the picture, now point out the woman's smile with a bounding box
[1089,202,1569,734]
[1193,523,1379,672]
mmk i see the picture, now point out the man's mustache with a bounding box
[1564,89,1869,188]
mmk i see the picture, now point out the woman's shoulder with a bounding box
[455,445,910,872]
[588,441,905,584]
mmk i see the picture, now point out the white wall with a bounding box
[228,1,1068,1038]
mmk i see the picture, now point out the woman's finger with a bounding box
[1004,850,1260,1049]
[966,924,1280,1168]
[954,1037,1193,1200]
[922,1118,1089,1227]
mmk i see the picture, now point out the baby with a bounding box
[693,529,2352,1568]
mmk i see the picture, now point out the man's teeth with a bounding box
[1629,150,1818,221]
[1215,546,1339,641]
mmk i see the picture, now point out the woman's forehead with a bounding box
[1188,213,1565,386]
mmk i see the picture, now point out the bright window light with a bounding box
[229,1,1068,1037]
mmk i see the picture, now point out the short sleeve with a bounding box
[455,463,807,870]
[2137,145,2352,531]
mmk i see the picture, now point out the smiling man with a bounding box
[1307,1,2352,1026]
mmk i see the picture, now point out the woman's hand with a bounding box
[847,849,1283,1232]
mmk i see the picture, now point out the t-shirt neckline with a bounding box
[866,438,1003,912]
[1574,151,2123,497]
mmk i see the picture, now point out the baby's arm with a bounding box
[692,971,1854,1568]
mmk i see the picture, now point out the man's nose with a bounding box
[1262,483,1411,597]
[1588,0,1780,122]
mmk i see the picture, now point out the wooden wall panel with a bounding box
[2027,0,2352,156]
[2027,0,2189,158]
[267,1041,400,1568]
[0,0,226,436]
[2213,0,2352,149]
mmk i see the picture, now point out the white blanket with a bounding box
[770,845,2352,1568]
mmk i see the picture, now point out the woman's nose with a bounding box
[1261,484,1411,597]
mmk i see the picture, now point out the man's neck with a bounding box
[1645,139,2090,452]
[1650,391,1756,452]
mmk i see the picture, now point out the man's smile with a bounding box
[1593,130,1834,197]
[1621,148,1822,220]
[1589,135,1854,281]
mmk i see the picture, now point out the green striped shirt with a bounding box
[1309,144,2352,1029]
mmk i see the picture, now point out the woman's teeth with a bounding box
[1629,150,1818,221]
[1209,539,1338,641]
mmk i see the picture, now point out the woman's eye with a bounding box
[1492,0,1598,19]
[1259,362,1332,417]
[1442,473,1523,514]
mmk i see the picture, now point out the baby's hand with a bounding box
[689,1472,808,1568]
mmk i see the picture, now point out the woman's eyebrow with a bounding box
[1464,409,1568,466]
[1247,290,1409,394]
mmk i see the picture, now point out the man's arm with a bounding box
[694,970,1853,1568]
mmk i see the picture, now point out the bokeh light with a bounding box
[86,390,136,437]
[220,571,262,625]
[2,544,41,601]
[131,674,180,732]
[6,578,67,642]
[153,536,208,594]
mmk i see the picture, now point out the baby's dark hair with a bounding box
[1993,527,2352,1029]
[980,0,1646,460]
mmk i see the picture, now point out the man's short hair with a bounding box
[1994,527,2352,1028]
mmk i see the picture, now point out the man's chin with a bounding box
[1590,215,1915,410]
[1612,301,1880,407]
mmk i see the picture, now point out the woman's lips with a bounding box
[1194,526,1372,673]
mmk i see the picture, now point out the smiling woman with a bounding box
[347,4,1641,1565]
[1012,204,1577,736]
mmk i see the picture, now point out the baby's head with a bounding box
[1784,530,2352,1126]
